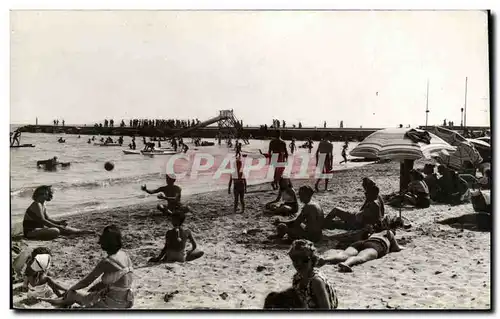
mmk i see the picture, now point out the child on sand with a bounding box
[228,159,247,213]
[148,211,204,263]
[13,247,65,296]
[339,143,348,164]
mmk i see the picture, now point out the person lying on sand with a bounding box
[272,186,323,243]
[13,247,66,296]
[388,170,431,208]
[39,225,135,309]
[323,184,383,230]
[148,211,204,263]
[288,239,338,309]
[142,175,189,215]
[228,159,247,213]
[317,228,403,272]
[264,178,298,216]
[23,186,94,240]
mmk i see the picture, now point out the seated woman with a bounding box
[264,178,299,216]
[148,211,204,263]
[389,170,431,208]
[324,185,383,230]
[23,186,94,240]
[362,178,385,217]
[273,186,324,243]
[317,228,403,273]
[39,225,135,308]
[288,239,338,309]
[13,246,66,296]
[142,175,189,215]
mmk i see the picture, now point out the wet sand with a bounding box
[11,161,490,309]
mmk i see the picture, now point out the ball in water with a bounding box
[104,161,114,171]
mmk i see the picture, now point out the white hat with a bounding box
[30,254,51,272]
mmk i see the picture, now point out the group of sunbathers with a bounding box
[16,174,204,309]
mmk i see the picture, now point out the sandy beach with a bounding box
[11,161,490,310]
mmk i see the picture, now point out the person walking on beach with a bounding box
[268,130,288,190]
[340,141,349,164]
[314,134,334,192]
[235,140,242,158]
[289,139,296,155]
[23,186,94,240]
[228,159,247,213]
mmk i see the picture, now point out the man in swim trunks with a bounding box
[142,175,188,215]
[317,229,403,272]
[289,139,296,155]
[268,130,288,190]
[314,134,334,192]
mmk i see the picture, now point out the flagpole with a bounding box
[425,79,430,127]
[464,77,468,131]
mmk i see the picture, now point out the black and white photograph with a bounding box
[9,9,491,310]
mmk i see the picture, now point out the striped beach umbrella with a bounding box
[350,128,456,161]
[427,126,483,170]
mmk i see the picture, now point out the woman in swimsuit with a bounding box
[264,178,299,216]
[288,239,338,309]
[40,225,135,308]
[148,211,204,263]
[317,228,403,272]
[23,185,93,240]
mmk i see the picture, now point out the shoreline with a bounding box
[11,161,490,309]
[10,160,372,235]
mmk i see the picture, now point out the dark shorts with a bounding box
[351,239,388,258]
[233,188,245,197]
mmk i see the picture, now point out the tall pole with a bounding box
[425,79,430,127]
[464,77,468,130]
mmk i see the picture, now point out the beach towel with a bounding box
[404,129,431,144]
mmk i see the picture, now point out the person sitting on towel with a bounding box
[148,211,204,263]
[264,178,299,216]
[423,164,440,200]
[324,184,383,230]
[39,225,135,308]
[317,227,403,273]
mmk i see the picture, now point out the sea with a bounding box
[10,125,364,222]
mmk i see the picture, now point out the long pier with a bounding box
[16,124,489,142]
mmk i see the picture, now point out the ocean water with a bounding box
[10,129,362,221]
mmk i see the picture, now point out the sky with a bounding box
[10,10,490,128]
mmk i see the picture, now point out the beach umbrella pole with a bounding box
[399,159,414,219]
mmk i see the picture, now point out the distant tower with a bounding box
[36,117,38,126]
[340,120,344,128]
